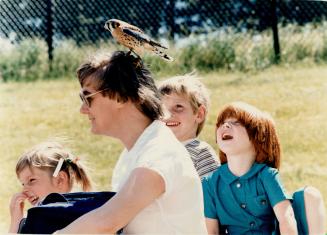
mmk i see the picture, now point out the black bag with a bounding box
[18,191,116,234]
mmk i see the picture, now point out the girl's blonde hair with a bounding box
[216,102,281,169]
[16,141,92,191]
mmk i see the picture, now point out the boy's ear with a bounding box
[195,105,206,123]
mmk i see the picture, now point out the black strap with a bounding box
[41,193,68,204]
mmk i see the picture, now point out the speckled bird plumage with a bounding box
[104,19,173,61]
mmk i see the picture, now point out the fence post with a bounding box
[167,0,176,40]
[271,0,281,63]
[46,0,53,66]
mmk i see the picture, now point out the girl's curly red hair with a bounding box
[216,102,281,169]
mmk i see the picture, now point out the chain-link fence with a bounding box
[0,0,327,74]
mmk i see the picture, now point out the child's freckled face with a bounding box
[18,167,60,206]
[162,93,199,142]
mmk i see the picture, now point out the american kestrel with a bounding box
[104,19,173,61]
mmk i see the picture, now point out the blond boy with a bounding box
[159,75,220,178]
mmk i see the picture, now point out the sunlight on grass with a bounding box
[1,65,327,232]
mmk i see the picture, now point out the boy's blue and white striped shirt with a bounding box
[184,138,220,179]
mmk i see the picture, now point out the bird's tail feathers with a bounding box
[152,47,174,62]
[162,53,174,61]
[149,40,168,50]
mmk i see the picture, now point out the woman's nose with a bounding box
[80,103,89,114]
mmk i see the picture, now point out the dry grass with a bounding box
[0,65,326,232]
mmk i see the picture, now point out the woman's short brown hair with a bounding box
[77,51,163,121]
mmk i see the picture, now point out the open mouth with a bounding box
[222,133,233,140]
[165,121,180,127]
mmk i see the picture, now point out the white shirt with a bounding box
[112,120,207,234]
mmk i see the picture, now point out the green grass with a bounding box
[1,65,327,232]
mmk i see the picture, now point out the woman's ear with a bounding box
[54,171,70,192]
[195,105,206,124]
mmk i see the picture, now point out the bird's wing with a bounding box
[119,21,144,34]
[124,25,144,34]
[122,28,168,50]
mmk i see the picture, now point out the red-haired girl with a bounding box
[202,102,325,234]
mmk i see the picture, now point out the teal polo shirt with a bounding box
[202,163,291,235]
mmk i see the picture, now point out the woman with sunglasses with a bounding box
[56,51,207,234]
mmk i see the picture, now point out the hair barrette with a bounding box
[53,158,64,177]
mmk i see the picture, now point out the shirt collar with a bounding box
[220,163,266,184]
[183,138,199,147]
[125,120,162,156]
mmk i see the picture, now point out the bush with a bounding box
[0,38,48,82]
[283,41,312,63]
[49,40,88,79]
[177,34,235,72]
[194,38,235,71]
[280,23,326,64]
[234,33,274,72]
[1,21,327,82]
[143,50,181,78]
[320,37,327,62]
[314,25,327,63]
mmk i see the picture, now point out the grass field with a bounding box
[0,65,327,232]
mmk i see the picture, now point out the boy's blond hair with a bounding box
[158,74,210,136]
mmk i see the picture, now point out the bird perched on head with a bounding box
[104,19,173,61]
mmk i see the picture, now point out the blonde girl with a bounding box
[9,141,92,233]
